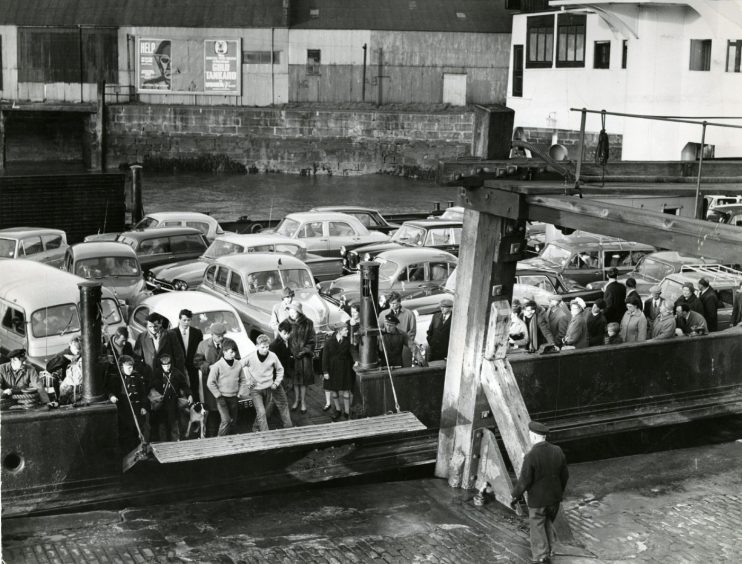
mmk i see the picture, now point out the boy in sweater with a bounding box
[242,334,292,432]
[207,339,246,436]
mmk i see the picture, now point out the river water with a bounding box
[141,172,460,223]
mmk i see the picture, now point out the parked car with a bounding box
[322,248,458,305]
[309,206,400,234]
[147,233,343,292]
[704,195,741,218]
[433,206,464,222]
[115,227,209,277]
[657,265,742,329]
[127,291,256,358]
[342,219,462,273]
[586,251,718,296]
[61,242,148,308]
[522,233,655,286]
[706,203,742,226]
[269,211,388,257]
[198,253,348,355]
[0,260,126,370]
[85,212,226,244]
[0,227,68,268]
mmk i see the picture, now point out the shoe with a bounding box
[331,412,341,422]
[322,404,331,411]
[342,412,350,420]
[291,403,298,411]
[300,407,307,414]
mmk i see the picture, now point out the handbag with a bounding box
[147,389,163,411]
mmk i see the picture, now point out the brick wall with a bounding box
[516,126,623,162]
[106,105,476,177]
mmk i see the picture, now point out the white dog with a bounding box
[186,402,208,439]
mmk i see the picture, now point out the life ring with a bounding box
[250,223,264,234]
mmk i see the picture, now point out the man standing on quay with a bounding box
[510,421,569,564]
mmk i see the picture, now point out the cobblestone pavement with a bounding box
[3,441,741,563]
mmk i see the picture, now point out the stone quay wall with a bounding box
[106,105,476,177]
[516,126,623,162]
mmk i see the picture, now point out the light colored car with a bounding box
[147,233,342,291]
[62,242,148,307]
[309,206,400,234]
[706,203,742,226]
[270,211,388,257]
[133,212,225,242]
[127,291,256,358]
[322,248,458,305]
[0,227,68,268]
[198,253,348,356]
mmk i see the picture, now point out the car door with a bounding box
[564,250,601,285]
[296,220,329,255]
[0,305,28,357]
[327,221,362,255]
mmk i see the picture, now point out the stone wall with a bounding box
[106,104,476,177]
[515,126,623,162]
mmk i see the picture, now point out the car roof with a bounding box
[310,206,380,214]
[137,290,240,317]
[400,219,463,228]
[0,227,66,238]
[515,263,560,276]
[709,203,742,213]
[0,260,116,310]
[549,234,654,250]
[284,211,364,222]
[215,233,306,249]
[70,242,138,258]
[144,212,219,224]
[375,247,458,262]
[214,252,307,270]
[640,251,713,265]
[119,227,204,240]
[663,269,742,288]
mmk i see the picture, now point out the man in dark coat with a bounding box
[169,309,204,401]
[546,295,570,344]
[673,282,705,318]
[602,268,626,324]
[511,421,569,564]
[378,315,407,368]
[134,313,184,381]
[642,286,666,329]
[149,353,192,442]
[521,301,556,353]
[675,303,708,336]
[585,299,607,346]
[697,278,719,332]
[426,297,453,361]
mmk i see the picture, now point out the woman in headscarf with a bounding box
[562,298,588,349]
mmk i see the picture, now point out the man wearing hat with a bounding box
[649,302,676,340]
[270,287,296,337]
[673,282,704,318]
[675,303,708,336]
[194,321,234,437]
[642,286,666,329]
[378,314,406,368]
[602,267,626,324]
[546,294,570,344]
[108,354,150,449]
[378,292,416,349]
[149,353,192,441]
[426,297,453,361]
[511,421,569,564]
[1,349,47,402]
[697,278,719,332]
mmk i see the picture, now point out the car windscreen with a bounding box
[377,259,399,281]
[633,257,673,281]
[276,218,300,237]
[31,304,80,338]
[75,256,141,277]
[540,244,572,266]
[134,217,159,229]
[391,225,425,245]
[279,268,314,290]
[0,238,16,258]
[191,310,242,334]
[101,298,123,325]
[204,239,245,259]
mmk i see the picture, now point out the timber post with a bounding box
[78,281,105,404]
[130,165,144,224]
[358,261,380,370]
[0,110,5,170]
[96,80,106,172]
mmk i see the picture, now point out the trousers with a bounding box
[251,387,293,431]
[528,504,559,562]
[216,395,239,436]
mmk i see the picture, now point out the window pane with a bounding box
[328,222,354,236]
[0,238,16,258]
[215,267,229,287]
[205,266,216,282]
[228,273,244,295]
[545,30,553,60]
[22,237,43,256]
[170,234,206,253]
[42,235,63,250]
[31,304,80,338]
[2,307,26,335]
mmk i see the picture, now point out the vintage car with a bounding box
[61,242,148,307]
[322,248,458,305]
[115,227,209,276]
[704,195,741,218]
[198,253,349,355]
[127,291,256,358]
[0,227,68,268]
[309,206,400,234]
[147,234,343,292]
[0,260,127,370]
[521,233,656,286]
[269,211,388,257]
[342,219,462,273]
[85,211,225,243]
[657,265,742,329]
[706,203,742,226]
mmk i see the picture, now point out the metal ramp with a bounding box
[149,412,426,464]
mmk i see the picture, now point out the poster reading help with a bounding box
[204,40,241,94]
[139,39,172,91]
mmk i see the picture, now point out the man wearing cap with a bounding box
[208,338,247,436]
[194,322,233,437]
[1,349,47,402]
[585,299,607,347]
[673,282,704,318]
[603,268,626,324]
[697,278,719,332]
[378,292,416,350]
[149,353,192,441]
[134,312,184,381]
[379,314,407,368]
[426,297,453,361]
[511,421,569,564]
[270,287,295,337]
[546,295,570,345]
[643,286,666,328]
[108,354,149,449]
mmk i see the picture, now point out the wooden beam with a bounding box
[0,110,5,170]
[475,428,513,508]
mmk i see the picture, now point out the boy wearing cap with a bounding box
[427,298,453,361]
[195,322,233,437]
[108,355,149,449]
[603,268,626,324]
[511,421,569,564]
[149,353,192,441]
[1,349,47,402]
[242,334,292,431]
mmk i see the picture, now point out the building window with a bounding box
[243,51,281,65]
[622,40,628,69]
[526,15,554,69]
[306,49,321,75]
[556,13,586,67]
[727,40,742,72]
[512,45,524,97]
[594,41,610,68]
[689,39,712,71]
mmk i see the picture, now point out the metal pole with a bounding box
[130,164,144,224]
[574,108,587,188]
[694,121,708,219]
[358,261,380,369]
[362,43,367,102]
[96,80,106,172]
[79,281,104,404]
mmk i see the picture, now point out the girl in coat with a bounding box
[287,302,315,414]
[562,298,589,349]
[322,322,356,420]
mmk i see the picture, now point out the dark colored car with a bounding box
[342,219,462,273]
[309,206,400,234]
[115,227,209,276]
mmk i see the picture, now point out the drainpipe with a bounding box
[694,122,707,219]
[362,43,367,102]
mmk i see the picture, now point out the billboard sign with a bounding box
[204,40,241,94]
[138,39,172,92]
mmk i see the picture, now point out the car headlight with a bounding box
[146,271,155,282]
[363,252,371,262]
[174,280,188,291]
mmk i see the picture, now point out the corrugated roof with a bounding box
[290,0,513,33]
[0,0,287,28]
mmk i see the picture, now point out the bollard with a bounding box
[78,281,105,404]
[358,261,380,369]
[130,164,144,224]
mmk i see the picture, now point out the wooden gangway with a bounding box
[149,412,426,464]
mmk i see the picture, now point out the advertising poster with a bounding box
[204,40,241,94]
[139,39,172,92]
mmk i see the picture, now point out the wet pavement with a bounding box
[3,439,741,563]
